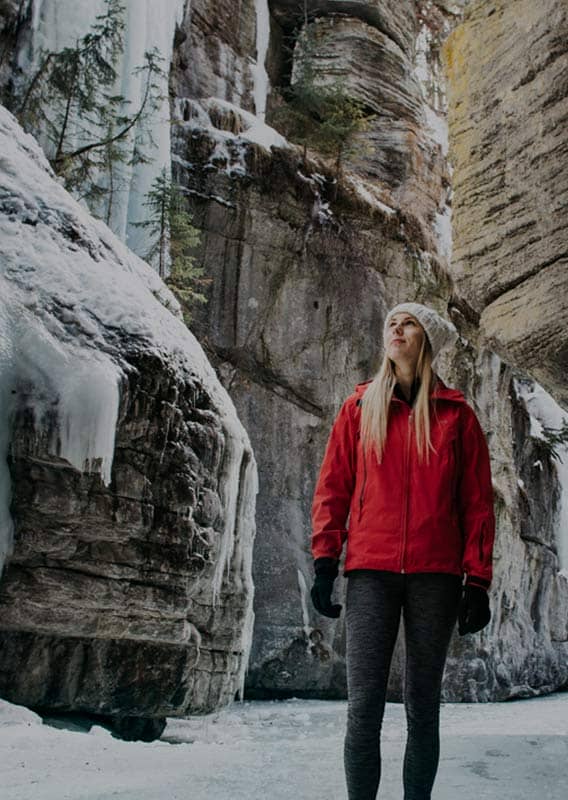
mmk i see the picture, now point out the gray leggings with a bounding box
[344,571,462,800]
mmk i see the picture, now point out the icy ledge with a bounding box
[0,104,257,627]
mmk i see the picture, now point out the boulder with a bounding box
[0,106,257,734]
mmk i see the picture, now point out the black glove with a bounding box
[311,557,342,618]
[458,585,491,635]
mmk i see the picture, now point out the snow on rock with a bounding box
[343,174,397,217]
[24,0,188,255]
[514,376,568,569]
[0,698,43,728]
[0,104,257,718]
[173,96,292,177]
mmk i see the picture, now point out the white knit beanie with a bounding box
[383,302,459,363]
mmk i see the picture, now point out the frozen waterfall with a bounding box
[26,0,188,258]
[252,0,270,119]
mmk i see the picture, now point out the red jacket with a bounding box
[311,379,495,587]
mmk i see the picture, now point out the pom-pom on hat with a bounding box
[383,302,459,363]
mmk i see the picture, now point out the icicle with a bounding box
[13,316,122,488]
[297,569,315,653]
[252,0,270,120]
[0,299,15,577]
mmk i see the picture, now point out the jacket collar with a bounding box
[393,376,420,406]
[354,376,466,404]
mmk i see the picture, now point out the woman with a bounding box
[310,301,495,800]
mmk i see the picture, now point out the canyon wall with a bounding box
[171,0,568,700]
[0,0,566,716]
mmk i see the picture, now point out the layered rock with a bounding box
[266,2,460,258]
[445,0,568,408]
[268,1,418,54]
[0,106,257,732]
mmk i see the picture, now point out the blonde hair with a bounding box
[360,328,438,464]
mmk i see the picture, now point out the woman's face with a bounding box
[384,313,425,367]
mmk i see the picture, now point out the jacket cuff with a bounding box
[465,575,490,590]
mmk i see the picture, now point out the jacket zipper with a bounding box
[400,408,413,573]
[479,519,485,563]
[358,446,368,521]
[451,438,459,516]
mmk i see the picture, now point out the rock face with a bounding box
[268,1,418,54]
[2,0,567,711]
[0,107,257,727]
[172,0,257,111]
[445,0,568,408]
[169,0,568,702]
[167,0,464,698]
[442,354,568,700]
[266,1,460,257]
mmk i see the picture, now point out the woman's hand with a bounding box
[458,585,491,635]
[311,557,342,618]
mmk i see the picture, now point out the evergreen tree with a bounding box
[135,169,208,322]
[135,168,172,278]
[18,0,124,155]
[267,3,374,174]
[538,419,568,463]
[16,0,164,208]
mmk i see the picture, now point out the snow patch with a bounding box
[424,105,449,156]
[433,201,452,261]
[2,695,568,799]
[172,97,291,180]
[343,175,396,216]
[296,170,334,226]
[0,698,43,728]
[204,97,290,152]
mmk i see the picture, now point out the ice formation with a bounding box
[0,300,15,578]
[0,102,258,680]
[25,0,188,255]
[413,14,453,263]
[297,568,315,654]
[252,0,270,120]
[514,377,568,569]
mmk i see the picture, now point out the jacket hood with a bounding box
[354,377,466,403]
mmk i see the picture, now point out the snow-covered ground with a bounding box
[2,693,567,799]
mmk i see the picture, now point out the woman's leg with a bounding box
[402,573,462,800]
[344,571,403,800]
